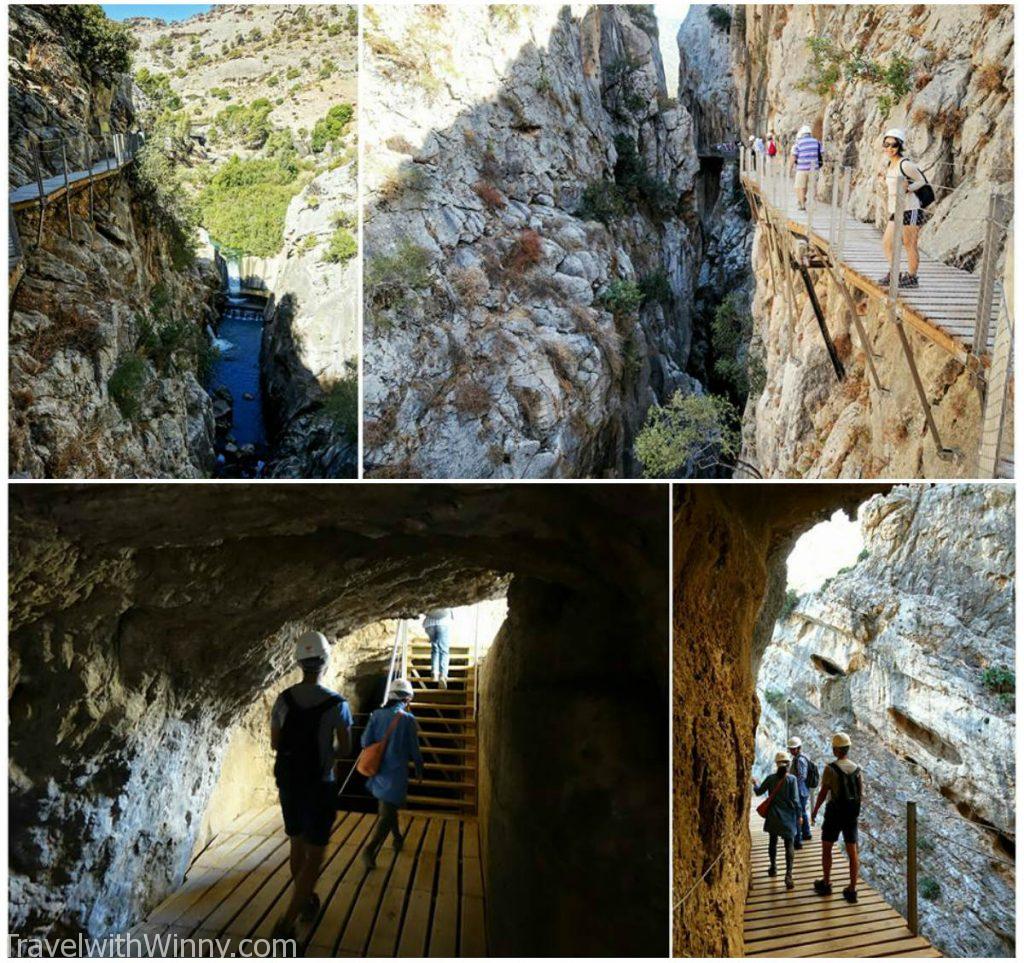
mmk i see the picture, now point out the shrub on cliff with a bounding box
[311,103,354,153]
[597,279,644,318]
[707,5,732,31]
[210,99,274,150]
[50,5,138,76]
[634,391,740,478]
[365,239,432,327]
[780,589,800,618]
[321,375,358,442]
[198,155,303,257]
[108,356,149,419]
[324,227,357,263]
[711,293,754,397]
[135,68,182,111]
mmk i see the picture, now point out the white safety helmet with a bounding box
[389,678,414,701]
[798,124,812,137]
[832,731,852,749]
[787,737,802,750]
[774,752,790,766]
[295,630,330,663]
[883,127,906,144]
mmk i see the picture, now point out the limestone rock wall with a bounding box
[756,484,1015,956]
[362,4,703,478]
[261,162,359,478]
[677,5,737,149]
[8,6,222,478]
[735,4,1014,477]
[673,484,885,955]
[10,484,667,952]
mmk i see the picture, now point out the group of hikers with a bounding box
[266,609,455,940]
[748,124,932,289]
[753,732,864,903]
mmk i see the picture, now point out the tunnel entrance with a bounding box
[11,484,668,957]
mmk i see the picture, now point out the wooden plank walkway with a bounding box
[127,803,487,957]
[744,808,940,958]
[742,171,1003,361]
[9,155,128,209]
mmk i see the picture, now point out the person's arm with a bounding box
[753,776,769,796]
[900,159,926,193]
[856,769,864,803]
[334,701,353,760]
[270,696,284,751]
[811,769,830,821]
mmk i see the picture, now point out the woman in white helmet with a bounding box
[752,751,801,890]
[878,127,928,289]
[361,677,424,868]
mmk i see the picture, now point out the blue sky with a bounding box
[102,4,210,22]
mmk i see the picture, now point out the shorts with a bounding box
[890,209,926,226]
[821,801,860,845]
[794,169,818,190]
[279,780,336,846]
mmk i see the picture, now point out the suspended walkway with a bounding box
[744,807,941,958]
[8,131,143,286]
[739,147,1013,478]
[129,803,487,956]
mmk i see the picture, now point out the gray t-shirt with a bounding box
[271,683,353,782]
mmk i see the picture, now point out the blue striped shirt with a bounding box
[791,136,822,171]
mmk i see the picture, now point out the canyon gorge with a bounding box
[9,4,358,478]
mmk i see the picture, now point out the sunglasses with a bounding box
[883,140,900,148]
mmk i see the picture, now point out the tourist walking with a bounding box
[361,678,424,868]
[787,736,817,847]
[752,752,801,890]
[811,732,864,903]
[877,127,930,289]
[788,124,823,210]
[423,607,454,688]
[270,630,354,939]
[766,133,778,159]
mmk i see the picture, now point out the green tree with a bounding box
[311,103,354,152]
[634,392,740,478]
[51,5,138,76]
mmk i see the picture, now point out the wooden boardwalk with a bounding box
[9,154,128,210]
[744,808,940,958]
[128,803,486,957]
[742,169,1004,360]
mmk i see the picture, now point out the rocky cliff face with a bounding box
[8,6,221,478]
[363,4,703,478]
[10,484,668,953]
[260,161,359,477]
[756,484,1015,956]
[734,4,1014,478]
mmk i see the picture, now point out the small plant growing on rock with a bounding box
[321,375,358,441]
[976,62,1006,94]
[920,877,941,901]
[453,381,492,418]
[707,5,732,31]
[108,356,149,419]
[365,239,432,326]
[473,180,506,209]
[598,279,644,318]
[639,270,672,305]
[510,229,543,274]
[634,391,740,478]
[780,589,800,618]
[324,227,357,264]
[577,180,626,224]
[982,665,1015,694]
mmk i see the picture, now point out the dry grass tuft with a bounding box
[473,180,506,209]
[453,381,492,418]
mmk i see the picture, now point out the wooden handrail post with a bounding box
[837,168,851,262]
[60,138,73,237]
[907,800,918,935]
[888,175,905,312]
[829,163,840,250]
[806,168,816,238]
[973,190,1000,359]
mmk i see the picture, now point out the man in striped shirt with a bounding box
[788,124,823,211]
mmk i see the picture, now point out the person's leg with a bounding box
[801,794,812,840]
[903,224,920,275]
[437,624,450,683]
[821,840,833,884]
[385,802,403,846]
[280,840,326,929]
[846,842,859,889]
[783,836,794,887]
[882,221,894,263]
[428,625,440,680]
[289,835,305,882]
[768,833,778,874]
[364,798,393,864]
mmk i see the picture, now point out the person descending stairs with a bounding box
[403,634,478,815]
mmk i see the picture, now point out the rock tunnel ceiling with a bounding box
[10,483,669,952]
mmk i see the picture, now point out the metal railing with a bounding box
[739,141,1013,366]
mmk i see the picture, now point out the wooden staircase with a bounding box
[403,636,478,815]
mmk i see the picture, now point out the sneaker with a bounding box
[439,677,448,690]
[842,886,858,903]
[432,672,439,682]
[361,848,376,870]
[899,272,919,288]
[813,878,833,896]
[393,833,405,853]
[767,865,777,877]
[793,840,803,850]
[299,892,321,923]
[785,875,795,890]
[877,272,891,286]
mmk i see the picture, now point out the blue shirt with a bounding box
[362,705,423,805]
[791,753,810,797]
[791,135,822,170]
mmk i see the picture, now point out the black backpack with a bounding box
[900,159,935,208]
[829,762,861,803]
[273,689,344,787]
[805,758,820,790]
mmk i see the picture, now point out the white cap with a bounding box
[295,630,330,663]
[832,731,852,749]
[787,737,802,749]
[389,678,414,700]
[798,125,812,137]
[774,752,790,765]
[883,127,906,143]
